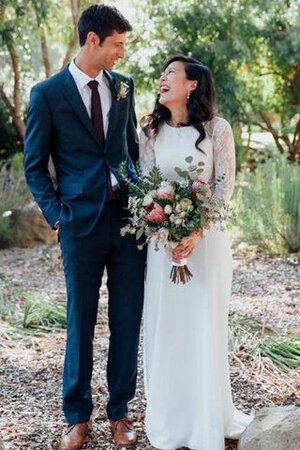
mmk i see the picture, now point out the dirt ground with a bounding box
[0,244,299,450]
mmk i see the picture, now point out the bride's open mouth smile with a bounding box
[159,84,171,96]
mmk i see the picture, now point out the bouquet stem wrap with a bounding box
[170,258,193,284]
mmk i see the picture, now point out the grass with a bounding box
[0,277,66,332]
[21,293,66,330]
[0,278,21,321]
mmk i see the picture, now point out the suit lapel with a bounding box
[59,66,103,148]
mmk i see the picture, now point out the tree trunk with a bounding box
[62,0,80,67]
[291,117,300,163]
[40,27,52,78]
[62,30,78,67]
[1,39,26,140]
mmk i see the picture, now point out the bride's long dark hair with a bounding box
[141,55,217,151]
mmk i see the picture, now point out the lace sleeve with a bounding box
[211,118,236,202]
[139,130,156,176]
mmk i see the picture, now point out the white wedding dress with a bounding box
[139,117,253,450]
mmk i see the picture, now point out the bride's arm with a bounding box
[211,118,236,202]
[139,130,156,176]
[172,118,235,262]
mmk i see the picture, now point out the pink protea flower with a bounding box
[156,182,175,201]
[191,180,211,197]
[145,202,168,223]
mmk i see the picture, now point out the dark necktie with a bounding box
[87,80,105,146]
[88,80,119,200]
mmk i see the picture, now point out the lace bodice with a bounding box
[139,116,235,202]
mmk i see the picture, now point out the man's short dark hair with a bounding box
[78,4,132,46]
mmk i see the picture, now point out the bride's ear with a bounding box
[190,80,198,92]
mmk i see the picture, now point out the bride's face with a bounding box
[158,61,196,107]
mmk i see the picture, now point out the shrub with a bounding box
[0,101,22,161]
[231,155,300,255]
[0,162,30,247]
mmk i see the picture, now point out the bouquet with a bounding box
[119,157,228,284]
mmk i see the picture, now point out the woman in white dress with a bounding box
[139,55,253,450]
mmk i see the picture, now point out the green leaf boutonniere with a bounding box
[115,80,130,101]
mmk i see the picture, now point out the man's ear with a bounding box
[86,31,100,47]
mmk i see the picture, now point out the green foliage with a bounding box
[259,337,300,371]
[0,102,22,160]
[125,0,252,123]
[9,151,24,172]
[1,274,66,332]
[0,162,30,247]
[1,0,299,161]
[21,293,66,329]
[231,155,300,254]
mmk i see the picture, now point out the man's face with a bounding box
[93,31,126,71]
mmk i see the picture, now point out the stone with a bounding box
[238,405,300,450]
[9,202,57,247]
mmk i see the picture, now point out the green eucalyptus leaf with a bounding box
[185,156,193,163]
[136,228,144,240]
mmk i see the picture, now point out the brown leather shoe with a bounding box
[110,418,137,447]
[59,422,90,450]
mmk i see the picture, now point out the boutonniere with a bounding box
[115,80,130,101]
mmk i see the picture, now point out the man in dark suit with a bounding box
[24,4,146,449]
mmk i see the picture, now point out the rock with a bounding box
[238,406,300,450]
[9,202,57,247]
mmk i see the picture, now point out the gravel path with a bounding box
[0,245,299,450]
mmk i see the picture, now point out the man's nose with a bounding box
[118,47,125,59]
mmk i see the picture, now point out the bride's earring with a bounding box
[187,91,191,100]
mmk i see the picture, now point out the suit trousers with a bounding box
[59,199,146,423]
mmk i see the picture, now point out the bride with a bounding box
[139,55,253,450]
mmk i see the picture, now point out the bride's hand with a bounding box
[171,230,202,263]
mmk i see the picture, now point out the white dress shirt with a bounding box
[68,59,119,189]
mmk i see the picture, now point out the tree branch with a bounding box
[252,121,270,133]
[258,112,286,154]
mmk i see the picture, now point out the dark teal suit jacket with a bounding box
[24,66,139,236]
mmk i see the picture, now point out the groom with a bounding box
[24,4,146,449]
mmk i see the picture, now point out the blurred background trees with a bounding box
[0,0,299,253]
